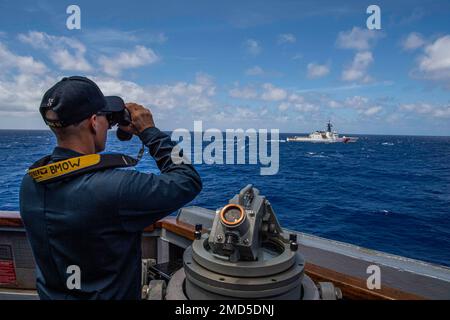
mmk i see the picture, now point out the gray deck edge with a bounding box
[287,228,450,282]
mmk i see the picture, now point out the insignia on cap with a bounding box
[47,98,54,107]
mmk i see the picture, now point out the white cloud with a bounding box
[433,108,450,118]
[234,107,259,119]
[275,115,289,122]
[343,95,382,116]
[337,27,381,85]
[260,83,287,101]
[229,85,258,99]
[98,45,159,77]
[307,63,330,79]
[400,102,433,114]
[293,102,318,113]
[402,32,425,51]
[82,29,167,45]
[361,106,382,116]
[327,100,341,108]
[0,70,216,115]
[278,33,296,44]
[195,72,215,89]
[0,42,55,111]
[288,94,305,104]
[2,29,448,132]
[18,31,92,72]
[244,39,262,55]
[18,31,50,49]
[278,94,319,113]
[0,74,56,112]
[81,29,139,44]
[245,65,264,76]
[51,48,91,72]
[342,51,373,82]
[226,82,291,102]
[336,27,382,50]
[149,32,168,44]
[278,102,289,111]
[0,42,47,74]
[416,35,450,83]
[400,103,450,118]
[344,96,383,116]
[0,33,214,117]
[94,72,215,112]
[344,95,369,108]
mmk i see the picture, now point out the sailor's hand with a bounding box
[120,103,155,135]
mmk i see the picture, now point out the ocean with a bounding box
[1,130,449,267]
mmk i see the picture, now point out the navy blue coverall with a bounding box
[19,127,202,299]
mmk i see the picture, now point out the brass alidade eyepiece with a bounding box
[219,204,246,227]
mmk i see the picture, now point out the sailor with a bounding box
[19,76,202,299]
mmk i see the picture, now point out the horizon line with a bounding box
[0,128,449,138]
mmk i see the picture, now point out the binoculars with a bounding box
[103,96,133,141]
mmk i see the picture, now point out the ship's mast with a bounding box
[327,120,332,133]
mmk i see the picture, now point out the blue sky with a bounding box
[0,0,449,135]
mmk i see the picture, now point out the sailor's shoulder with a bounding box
[83,166,150,186]
[80,168,156,204]
[20,171,37,190]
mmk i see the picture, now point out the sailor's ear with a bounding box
[89,114,98,134]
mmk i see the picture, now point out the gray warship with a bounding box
[287,121,358,143]
[0,185,449,300]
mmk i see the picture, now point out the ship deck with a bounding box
[0,209,449,300]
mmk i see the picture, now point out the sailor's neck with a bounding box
[56,141,96,155]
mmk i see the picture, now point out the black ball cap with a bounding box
[39,76,125,128]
